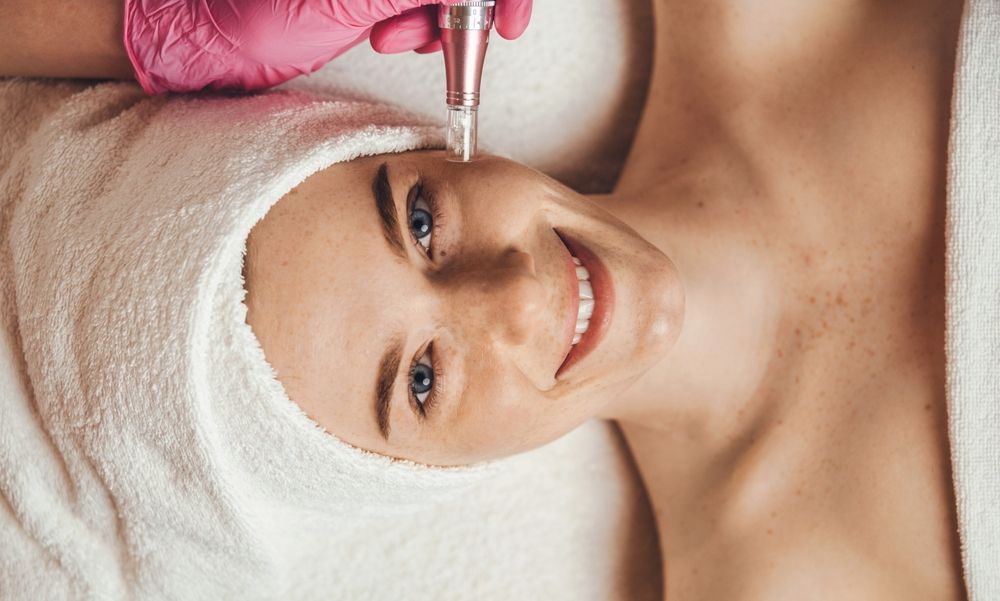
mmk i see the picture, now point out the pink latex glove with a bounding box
[124,0,533,94]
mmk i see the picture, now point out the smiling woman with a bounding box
[242,151,683,467]
[2,0,991,597]
[239,0,983,596]
[6,80,627,599]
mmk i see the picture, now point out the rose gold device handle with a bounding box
[439,1,495,162]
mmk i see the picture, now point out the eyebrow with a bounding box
[376,336,404,441]
[373,162,407,260]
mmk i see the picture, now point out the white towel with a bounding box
[0,79,660,600]
[946,0,1000,598]
[0,78,512,599]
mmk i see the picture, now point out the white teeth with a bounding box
[570,253,595,347]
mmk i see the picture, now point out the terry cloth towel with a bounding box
[0,79,503,599]
[945,0,1000,599]
[0,79,660,601]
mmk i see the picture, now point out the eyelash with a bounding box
[409,342,445,420]
[406,182,445,420]
[407,182,445,260]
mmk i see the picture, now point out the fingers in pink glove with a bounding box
[372,0,533,54]
[414,40,443,54]
[494,0,532,40]
[361,0,442,23]
[370,6,438,53]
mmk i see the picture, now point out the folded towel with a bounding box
[945,1,1000,599]
[0,78,508,599]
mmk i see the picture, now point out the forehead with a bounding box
[244,157,418,434]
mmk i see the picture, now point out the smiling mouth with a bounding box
[553,229,614,380]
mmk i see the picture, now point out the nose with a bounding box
[452,248,546,347]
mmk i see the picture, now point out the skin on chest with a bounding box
[618,39,962,601]
[622,180,961,600]
[615,2,966,598]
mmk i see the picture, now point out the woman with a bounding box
[0,0,979,599]
[242,0,969,598]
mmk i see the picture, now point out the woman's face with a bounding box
[244,150,683,466]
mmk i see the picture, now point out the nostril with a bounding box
[501,247,536,276]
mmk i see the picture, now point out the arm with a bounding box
[0,0,134,79]
[0,0,532,92]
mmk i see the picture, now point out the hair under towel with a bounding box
[0,78,497,599]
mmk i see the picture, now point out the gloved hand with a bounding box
[123,0,533,95]
[370,0,532,54]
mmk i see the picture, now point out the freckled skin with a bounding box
[603,0,966,599]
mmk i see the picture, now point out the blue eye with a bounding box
[407,186,435,254]
[409,347,435,415]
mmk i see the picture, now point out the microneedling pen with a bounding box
[438,0,495,162]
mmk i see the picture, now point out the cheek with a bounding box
[448,377,598,464]
[477,374,646,462]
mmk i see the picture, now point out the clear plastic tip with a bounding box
[446,105,478,162]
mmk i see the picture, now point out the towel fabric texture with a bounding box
[945,0,1000,598]
[0,79,513,598]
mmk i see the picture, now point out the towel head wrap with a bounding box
[5,80,498,596]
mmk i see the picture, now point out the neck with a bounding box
[587,0,794,461]
[591,175,785,459]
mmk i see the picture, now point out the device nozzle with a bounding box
[446,106,478,162]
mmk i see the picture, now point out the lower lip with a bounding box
[554,230,614,379]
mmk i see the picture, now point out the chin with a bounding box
[558,251,683,424]
[640,253,685,363]
[611,243,685,388]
